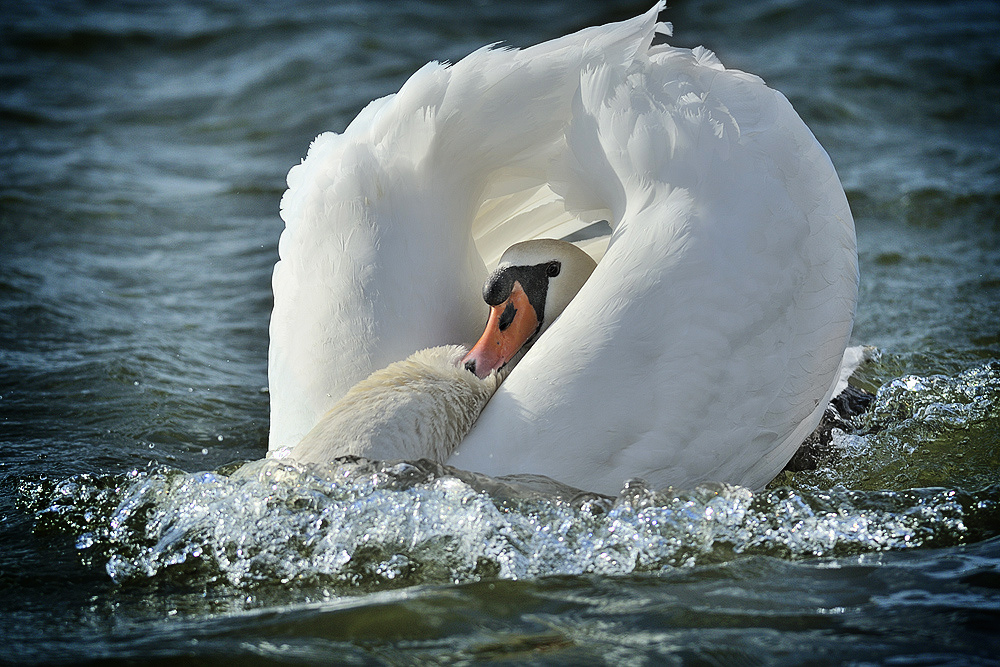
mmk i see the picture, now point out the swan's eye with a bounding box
[546,261,561,278]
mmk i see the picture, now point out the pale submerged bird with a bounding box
[267,3,859,495]
[285,345,500,466]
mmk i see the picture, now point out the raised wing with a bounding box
[268,5,667,449]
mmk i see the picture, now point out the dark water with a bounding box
[2,0,999,664]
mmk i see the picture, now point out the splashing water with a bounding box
[19,358,1000,599]
[778,361,1000,492]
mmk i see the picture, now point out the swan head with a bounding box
[463,239,597,378]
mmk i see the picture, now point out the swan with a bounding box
[267,3,859,495]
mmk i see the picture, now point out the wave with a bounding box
[16,362,1000,595]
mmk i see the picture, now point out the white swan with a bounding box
[267,3,858,495]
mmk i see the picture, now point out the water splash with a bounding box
[781,361,1000,491]
[19,457,999,595]
[15,361,1000,595]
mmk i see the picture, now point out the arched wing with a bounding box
[451,42,857,494]
[268,5,667,449]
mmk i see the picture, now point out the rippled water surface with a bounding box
[2,0,999,664]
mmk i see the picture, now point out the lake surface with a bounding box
[2,0,999,664]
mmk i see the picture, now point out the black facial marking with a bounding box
[480,260,557,339]
[483,269,514,307]
[497,302,517,331]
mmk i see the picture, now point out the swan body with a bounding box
[282,346,500,466]
[268,3,858,495]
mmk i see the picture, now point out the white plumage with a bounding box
[267,3,858,495]
[284,346,500,466]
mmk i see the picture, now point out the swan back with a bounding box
[450,16,858,493]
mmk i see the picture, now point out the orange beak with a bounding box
[463,281,539,378]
